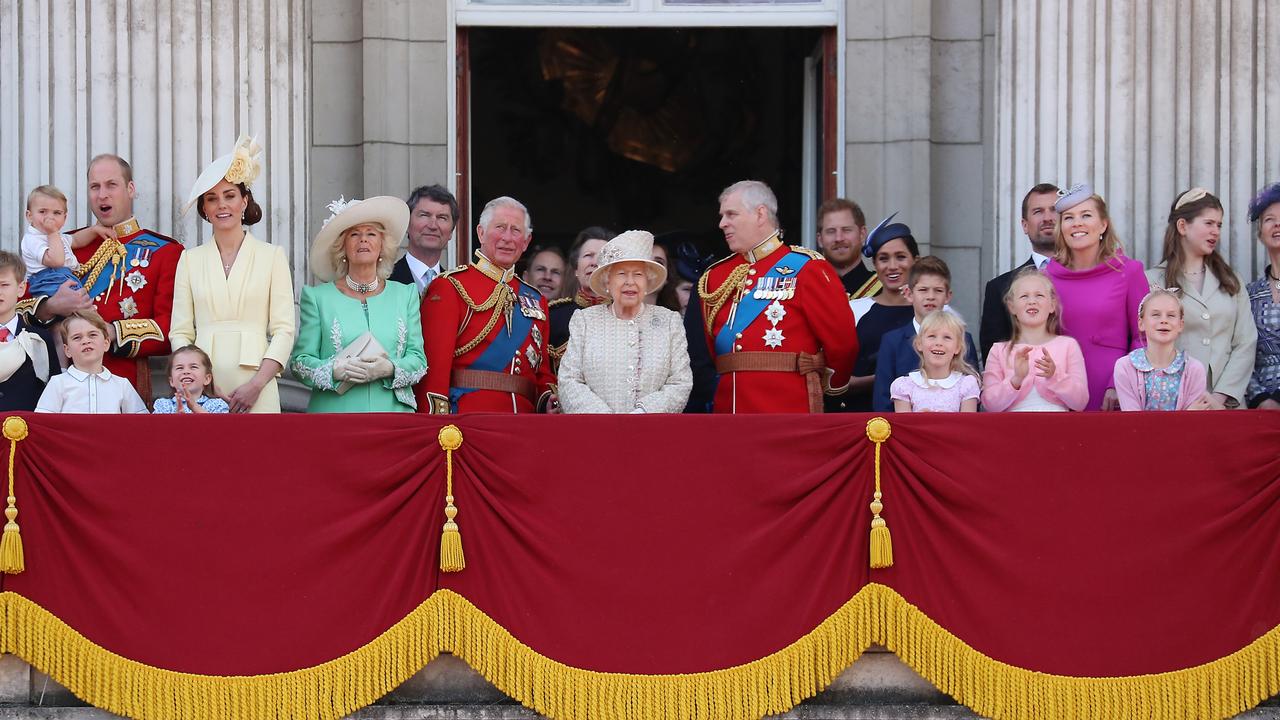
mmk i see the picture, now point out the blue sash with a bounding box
[714,251,811,357]
[450,282,540,411]
[81,233,172,299]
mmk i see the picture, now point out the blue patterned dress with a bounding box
[1246,270,1280,406]
[1126,348,1187,412]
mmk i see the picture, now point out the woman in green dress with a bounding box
[290,196,426,412]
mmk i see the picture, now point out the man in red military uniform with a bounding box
[415,196,556,414]
[698,180,858,413]
[23,154,181,401]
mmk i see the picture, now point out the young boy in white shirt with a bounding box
[35,310,147,414]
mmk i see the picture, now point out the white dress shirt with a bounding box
[403,253,443,295]
[35,366,148,413]
[1031,251,1052,271]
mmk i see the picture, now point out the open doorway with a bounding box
[462,26,832,259]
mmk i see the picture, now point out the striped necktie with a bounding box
[419,267,436,295]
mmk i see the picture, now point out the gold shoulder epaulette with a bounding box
[696,255,751,334]
[440,265,468,278]
[14,298,38,318]
[790,246,825,260]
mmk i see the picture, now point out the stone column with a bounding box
[0,0,309,279]
[843,0,993,323]
[993,0,1280,279]
[308,0,451,262]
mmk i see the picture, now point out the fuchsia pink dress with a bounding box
[1045,256,1149,410]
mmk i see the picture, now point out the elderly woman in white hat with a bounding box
[558,230,692,413]
[288,197,426,412]
[170,134,296,413]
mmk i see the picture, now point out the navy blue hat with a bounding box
[1248,183,1280,222]
[674,240,714,282]
[862,212,915,258]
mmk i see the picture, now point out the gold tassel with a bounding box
[865,418,893,569]
[438,425,466,573]
[0,417,29,574]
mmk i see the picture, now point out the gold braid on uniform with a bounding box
[447,276,517,358]
[697,264,751,334]
[74,238,128,291]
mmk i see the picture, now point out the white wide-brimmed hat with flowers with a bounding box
[183,134,263,214]
[310,196,410,280]
[589,230,668,297]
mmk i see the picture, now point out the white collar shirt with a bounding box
[404,253,443,294]
[1030,251,1053,271]
[35,366,148,414]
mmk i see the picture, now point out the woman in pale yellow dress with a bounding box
[170,135,296,413]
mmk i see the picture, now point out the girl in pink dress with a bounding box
[1112,289,1211,411]
[982,269,1089,412]
[890,310,980,412]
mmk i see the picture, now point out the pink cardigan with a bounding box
[1112,351,1208,411]
[981,336,1090,412]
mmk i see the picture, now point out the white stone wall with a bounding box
[309,0,452,265]
[843,0,995,324]
[0,0,310,284]
[994,0,1280,279]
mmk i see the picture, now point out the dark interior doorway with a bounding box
[466,26,828,259]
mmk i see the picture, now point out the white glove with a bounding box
[352,355,394,381]
[333,357,371,383]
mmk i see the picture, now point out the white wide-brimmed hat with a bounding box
[310,196,410,280]
[588,230,668,297]
[183,134,263,214]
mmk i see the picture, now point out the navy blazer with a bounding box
[388,257,414,288]
[872,321,980,412]
[979,258,1035,362]
[0,317,61,412]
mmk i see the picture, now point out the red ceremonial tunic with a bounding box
[415,254,556,414]
[72,218,182,395]
[700,236,857,413]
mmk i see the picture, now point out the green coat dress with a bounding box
[289,281,427,412]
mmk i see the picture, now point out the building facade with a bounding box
[2,0,1279,326]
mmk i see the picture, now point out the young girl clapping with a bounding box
[153,345,230,414]
[1113,289,1210,411]
[890,310,980,412]
[982,268,1089,411]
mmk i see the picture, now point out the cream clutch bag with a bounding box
[333,331,386,395]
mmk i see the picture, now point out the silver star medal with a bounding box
[124,270,147,293]
[118,296,139,319]
[764,300,787,325]
[763,327,785,348]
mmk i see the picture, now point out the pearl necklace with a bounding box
[345,274,379,294]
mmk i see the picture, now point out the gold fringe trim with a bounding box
[0,591,445,720]
[2,585,1279,720]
